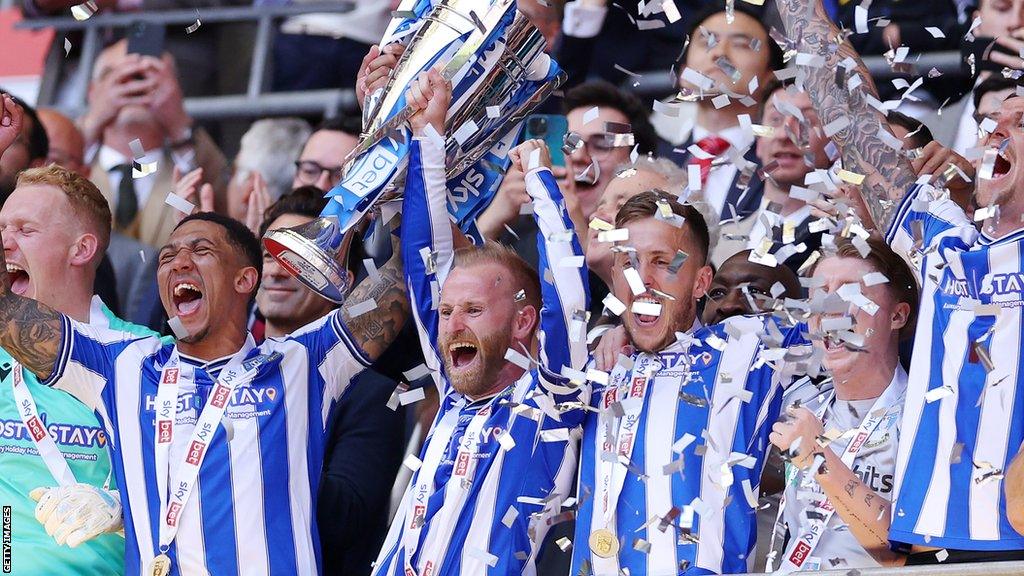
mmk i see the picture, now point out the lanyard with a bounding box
[774,369,906,573]
[590,353,662,573]
[153,341,274,555]
[401,384,515,576]
[11,364,77,487]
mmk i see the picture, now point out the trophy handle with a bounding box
[263,217,361,304]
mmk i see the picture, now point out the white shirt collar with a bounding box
[88,295,111,328]
[691,122,753,150]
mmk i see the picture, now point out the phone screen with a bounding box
[126,21,166,59]
[524,114,568,167]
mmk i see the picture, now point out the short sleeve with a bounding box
[44,315,155,409]
[271,309,373,403]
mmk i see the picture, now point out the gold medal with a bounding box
[149,554,172,576]
[588,528,619,558]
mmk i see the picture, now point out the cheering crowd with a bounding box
[2,0,1024,574]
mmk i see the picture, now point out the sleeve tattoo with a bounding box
[0,235,64,379]
[341,253,409,363]
[775,0,917,231]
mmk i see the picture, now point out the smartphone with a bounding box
[524,114,568,167]
[126,21,166,59]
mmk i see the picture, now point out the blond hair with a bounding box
[16,165,112,256]
[452,241,542,313]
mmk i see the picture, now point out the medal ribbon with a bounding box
[590,353,658,572]
[153,341,275,558]
[11,363,77,487]
[774,369,906,574]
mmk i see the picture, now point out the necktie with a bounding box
[114,163,138,230]
[688,135,731,187]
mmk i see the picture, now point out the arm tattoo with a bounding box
[0,235,63,379]
[341,252,409,363]
[844,478,858,497]
[776,0,916,231]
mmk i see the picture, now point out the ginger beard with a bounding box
[437,263,527,398]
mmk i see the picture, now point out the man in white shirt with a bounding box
[80,39,228,248]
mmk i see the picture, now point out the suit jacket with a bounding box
[710,198,768,269]
[106,232,166,331]
[657,132,765,221]
[90,128,229,248]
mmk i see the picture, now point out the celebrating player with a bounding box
[0,95,410,575]
[769,237,918,571]
[0,104,154,574]
[372,69,590,575]
[572,189,815,574]
[778,0,1024,563]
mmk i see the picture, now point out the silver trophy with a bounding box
[263,0,565,303]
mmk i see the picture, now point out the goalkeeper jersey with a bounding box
[0,296,156,575]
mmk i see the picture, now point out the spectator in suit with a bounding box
[712,79,829,270]
[655,1,783,222]
[36,107,163,327]
[255,187,406,576]
[293,114,361,192]
[0,92,47,205]
[225,117,311,223]
[79,39,229,248]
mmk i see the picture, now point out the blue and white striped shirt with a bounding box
[372,137,590,576]
[572,316,809,575]
[44,310,372,575]
[886,184,1024,550]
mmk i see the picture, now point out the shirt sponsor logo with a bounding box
[0,414,108,448]
[454,452,471,476]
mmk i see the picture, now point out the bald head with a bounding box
[37,109,88,176]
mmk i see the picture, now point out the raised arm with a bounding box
[400,70,462,394]
[776,0,917,231]
[771,406,904,565]
[512,140,590,378]
[341,237,410,363]
[0,229,65,380]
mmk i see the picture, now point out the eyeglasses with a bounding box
[563,132,634,160]
[294,160,345,186]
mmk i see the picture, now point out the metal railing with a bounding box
[624,51,965,100]
[740,560,1024,576]
[16,2,357,119]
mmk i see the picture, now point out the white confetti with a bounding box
[164,193,196,215]
[631,301,662,317]
[346,298,378,317]
[64,37,72,56]
[504,348,533,370]
[70,0,97,20]
[363,258,382,284]
[924,386,954,403]
[398,387,426,405]
[186,15,202,34]
[855,5,868,33]
[602,293,627,316]
[403,364,431,381]
[453,120,478,146]
[623,267,646,295]
[168,316,190,339]
[402,453,422,472]
[687,163,703,191]
[583,106,600,125]
[925,27,945,38]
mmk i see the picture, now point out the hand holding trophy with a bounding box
[263,0,565,303]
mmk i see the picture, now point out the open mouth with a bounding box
[823,334,845,353]
[632,296,662,326]
[172,281,205,317]
[993,148,1012,179]
[772,151,802,165]
[448,342,479,369]
[5,263,30,296]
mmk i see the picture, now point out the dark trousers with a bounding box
[906,548,1024,565]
